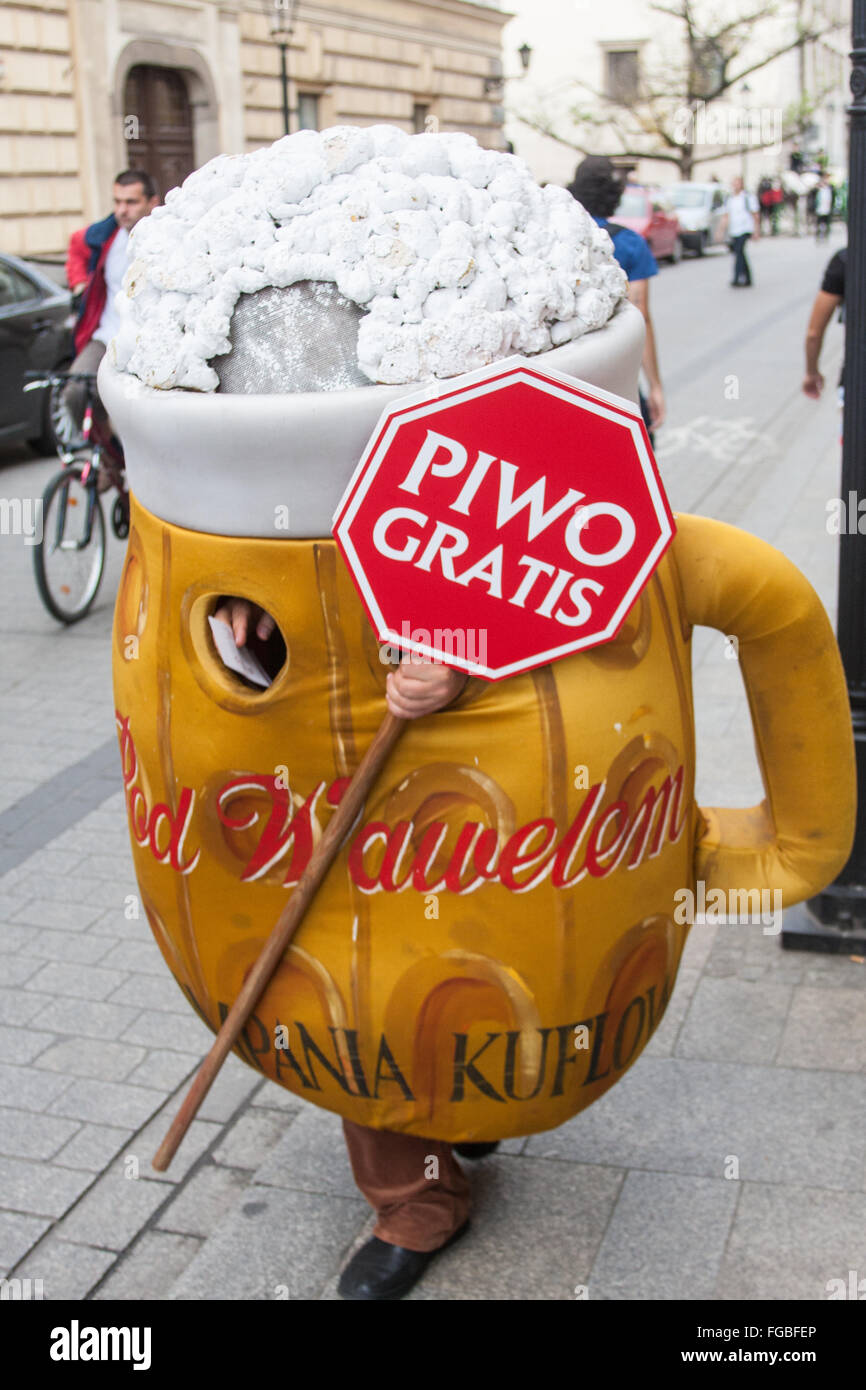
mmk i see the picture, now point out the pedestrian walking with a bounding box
[567,155,666,443]
[815,174,834,241]
[721,177,760,287]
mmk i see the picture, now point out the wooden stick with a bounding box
[153,711,406,1171]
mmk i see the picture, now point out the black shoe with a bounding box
[338,1221,470,1301]
[454,1141,500,1158]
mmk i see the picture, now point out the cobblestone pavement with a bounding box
[1,229,863,1300]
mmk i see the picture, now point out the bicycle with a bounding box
[23,370,129,624]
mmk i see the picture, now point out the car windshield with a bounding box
[671,189,708,207]
[614,190,647,218]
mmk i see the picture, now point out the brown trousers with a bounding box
[342,1119,471,1252]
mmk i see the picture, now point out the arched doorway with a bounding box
[123,66,195,200]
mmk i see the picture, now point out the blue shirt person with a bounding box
[566,156,666,437]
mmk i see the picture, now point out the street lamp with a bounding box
[782,0,866,953]
[261,0,299,136]
[518,43,533,73]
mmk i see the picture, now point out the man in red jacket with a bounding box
[65,170,159,428]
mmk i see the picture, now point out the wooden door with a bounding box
[123,66,195,200]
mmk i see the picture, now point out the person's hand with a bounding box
[386,655,468,719]
[647,382,666,428]
[802,372,824,399]
[212,597,276,647]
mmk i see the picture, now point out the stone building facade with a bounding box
[0,0,508,257]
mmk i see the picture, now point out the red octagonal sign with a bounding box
[333,356,675,680]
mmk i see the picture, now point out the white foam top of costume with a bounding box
[99,124,645,538]
[110,125,627,391]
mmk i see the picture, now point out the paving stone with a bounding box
[125,1050,197,1093]
[0,890,30,916]
[0,1024,56,1065]
[47,1078,166,1129]
[86,908,153,942]
[156,1163,253,1238]
[12,1235,117,1299]
[400,1155,625,1301]
[54,1168,171,1251]
[715,1183,866,1301]
[524,1058,866,1191]
[0,1107,80,1160]
[124,1112,223,1187]
[211,1107,294,1171]
[0,1211,52,1273]
[75,854,136,881]
[24,961,129,1002]
[52,1123,134,1173]
[775,986,866,1071]
[0,923,33,952]
[252,1107,355,1196]
[12,928,116,966]
[677,920,719,973]
[674,977,793,1065]
[0,987,53,1026]
[85,880,142,911]
[196,1053,263,1123]
[0,1063,74,1112]
[0,1155,93,1218]
[589,1171,739,1300]
[34,1037,147,1082]
[48,998,141,1041]
[800,956,866,990]
[643,966,699,1059]
[107,973,195,1013]
[91,1231,204,1300]
[10,899,104,931]
[121,1008,214,1054]
[168,1188,368,1300]
[250,1082,304,1113]
[0,956,42,986]
[9,874,113,906]
[96,940,174,975]
[13,850,82,877]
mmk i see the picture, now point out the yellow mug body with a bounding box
[114,496,697,1141]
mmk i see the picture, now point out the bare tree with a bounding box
[514,1,846,180]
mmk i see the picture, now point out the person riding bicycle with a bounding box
[64,170,159,438]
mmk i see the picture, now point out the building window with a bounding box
[605,49,640,103]
[297,93,320,131]
[413,103,430,134]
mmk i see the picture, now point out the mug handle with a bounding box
[672,512,856,904]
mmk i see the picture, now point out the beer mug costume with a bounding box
[100,127,855,1143]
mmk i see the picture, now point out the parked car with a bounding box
[667,182,729,254]
[611,184,683,263]
[0,252,74,453]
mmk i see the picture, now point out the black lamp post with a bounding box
[782,0,866,954]
[263,0,299,136]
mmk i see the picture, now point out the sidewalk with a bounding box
[1,290,864,1300]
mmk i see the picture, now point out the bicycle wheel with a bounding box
[33,466,107,623]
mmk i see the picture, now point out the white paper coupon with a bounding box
[208,615,273,689]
